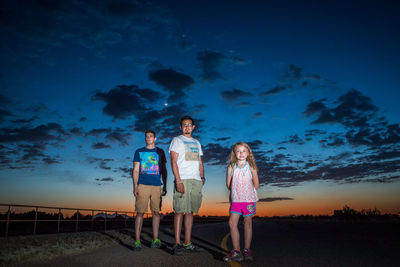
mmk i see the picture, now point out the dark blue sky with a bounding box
[0,0,399,215]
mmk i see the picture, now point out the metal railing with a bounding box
[0,204,152,237]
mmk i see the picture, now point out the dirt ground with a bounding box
[0,230,134,266]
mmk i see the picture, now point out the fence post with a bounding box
[33,207,38,235]
[104,212,107,231]
[91,210,94,231]
[75,209,79,232]
[5,205,11,237]
[124,212,127,228]
[57,209,61,233]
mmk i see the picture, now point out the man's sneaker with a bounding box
[172,243,184,256]
[151,238,162,248]
[182,242,204,252]
[223,250,243,262]
[243,248,254,261]
[133,240,142,251]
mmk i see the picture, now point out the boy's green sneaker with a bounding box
[172,243,184,255]
[182,242,204,252]
[133,240,142,251]
[151,238,162,248]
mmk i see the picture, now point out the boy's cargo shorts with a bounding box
[173,179,203,213]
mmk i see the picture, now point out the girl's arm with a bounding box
[250,167,259,189]
[226,165,232,189]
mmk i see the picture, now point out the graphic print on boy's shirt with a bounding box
[139,152,159,175]
[184,141,199,161]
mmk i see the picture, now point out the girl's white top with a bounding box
[231,161,258,202]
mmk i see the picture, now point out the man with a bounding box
[169,116,205,255]
[132,130,167,250]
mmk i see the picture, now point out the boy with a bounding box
[132,130,167,250]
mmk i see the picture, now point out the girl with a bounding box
[223,142,259,262]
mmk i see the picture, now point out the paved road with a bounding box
[26,220,400,267]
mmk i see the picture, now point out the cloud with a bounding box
[0,0,175,61]
[201,130,400,188]
[92,142,111,149]
[258,197,294,202]
[247,140,263,150]
[93,84,161,120]
[0,123,66,143]
[148,68,194,101]
[284,64,303,82]
[178,35,194,51]
[87,157,114,171]
[220,88,252,101]
[202,140,263,166]
[86,127,131,147]
[215,137,231,141]
[18,143,46,161]
[279,134,305,145]
[69,127,84,136]
[0,93,12,106]
[0,109,14,123]
[304,129,327,137]
[96,177,114,182]
[304,89,400,147]
[197,50,245,82]
[0,121,74,169]
[202,143,231,166]
[259,64,336,97]
[116,167,132,178]
[197,50,227,82]
[217,197,293,204]
[42,156,61,164]
[304,89,377,127]
[259,86,286,97]
[254,148,400,188]
[99,161,112,170]
[131,102,203,140]
[10,116,39,124]
[105,129,131,146]
[86,128,112,136]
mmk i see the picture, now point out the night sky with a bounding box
[1,0,399,216]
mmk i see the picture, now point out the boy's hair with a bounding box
[229,142,258,171]
[145,130,156,137]
[180,115,194,126]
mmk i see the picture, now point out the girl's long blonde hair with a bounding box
[229,142,258,171]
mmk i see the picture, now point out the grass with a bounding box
[0,230,135,265]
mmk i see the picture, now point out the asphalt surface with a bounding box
[25,220,400,267]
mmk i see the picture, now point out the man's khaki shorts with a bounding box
[173,179,203,213]
[135,184,162,213]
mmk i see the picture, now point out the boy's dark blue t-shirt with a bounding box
[133,147,166,186]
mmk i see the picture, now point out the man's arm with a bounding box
[199,156,205,184]
[170,151,184,193]
[132,162,140,197]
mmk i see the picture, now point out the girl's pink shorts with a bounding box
[230,202,256,217]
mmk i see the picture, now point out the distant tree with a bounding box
[360,208,381,216]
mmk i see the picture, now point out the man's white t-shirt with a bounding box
[169,135,203,181]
